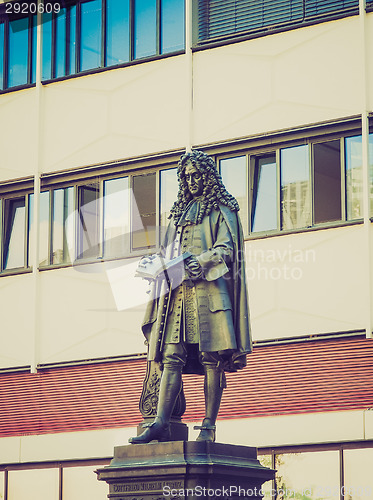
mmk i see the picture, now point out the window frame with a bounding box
[0,190,33,274]
[194,0,360,49]
[214,120,367,239]
[40,0,185,84]
[0,9,36,91]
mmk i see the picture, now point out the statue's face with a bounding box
[184,162,203,198]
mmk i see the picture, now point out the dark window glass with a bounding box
[198,0,357,42]
[0,23,4,90]
[80,0,102,71]
[161,0,185,54]
[134,0,157,59]
[8,17,29,88]
[106,0,130,66]
[251,155,278,233]
[69,5,77,74]
[42,12,53,80]
[281,145,311,230]
[53,187,74,264]
[56,9,67,78]
[3,197,26,270]
[313,140,341,224]
[31,15,37,83]
[132,173,156,249]
[77,183,100,259]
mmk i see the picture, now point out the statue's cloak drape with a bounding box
[141,204,252,373]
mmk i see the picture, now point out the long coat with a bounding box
[142,204,252,373]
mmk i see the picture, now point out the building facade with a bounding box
[1,0,373,498]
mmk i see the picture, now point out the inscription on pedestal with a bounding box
[109,480,183,500]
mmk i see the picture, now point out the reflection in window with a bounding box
[106,0,130,66]
[3,197,26,270]
[8,17,29,88]
[56,9,67,78]
[132,173,156,249]
[345,135,373,220]
[77,183,100,259]
[281,145,311,230]
[8,468,59,500]
[344,448,373,500]
[134,0,157,59]
[314,140,341,224]
[220,156,248,234]
[80,0,102,71]
[42,12,53,80]
[103,177,130,258]
[63,465,108,500]
[257,455,273,500]
[161,0,185,53]
[69,6,77,74]
[160,168,178,230]
[276,451,339,500]
[53,187,74,265]
[28,191,51,267]
[251,155,277,233]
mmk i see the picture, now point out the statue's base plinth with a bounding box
[96,441,275,499]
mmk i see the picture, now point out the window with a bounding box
[80,0,102,71]
[313,140,342,224]
[0,191,33,274]
[8,469,59,500]
[281,145,311,230]
[160,168,178,230]
[344,448,373,499]
[103,177,130,258]
[250,154,278,233]
[0,12,36,90]
[106,0,130,66]
[134,0,157,59]
[132,173,157,250]
[217,127,372,237]
[275,451,340,499]
[35,169,158,268]
[41,0,185,81]
[3,197,26,270]
[220,156,248,235]
[52,187,74,264]
[197,0,359,45]
[77,182,100,260]
[345,134,373,220]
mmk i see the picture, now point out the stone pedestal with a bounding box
[96,441,275,500]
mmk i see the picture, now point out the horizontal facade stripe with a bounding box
[0,336,372,437]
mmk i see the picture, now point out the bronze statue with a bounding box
[129,150,252,444]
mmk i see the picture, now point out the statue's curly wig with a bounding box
[169,150,240,225]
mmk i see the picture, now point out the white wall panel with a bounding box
[38,263,147,364]
[0,274,34,368]
[0,89,38,182]
[247,224,366,340]
[193,17,363,145]
[40,56,188,173]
